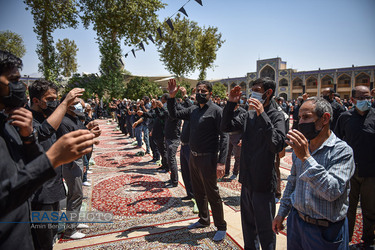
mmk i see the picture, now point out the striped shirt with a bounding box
[278,132,355,222]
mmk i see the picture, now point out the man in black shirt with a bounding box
[322,87,345,130]
[0,50,97,249]
[335,86,375,247]
[29,79,84,249]
[221,78,286,250]
[167,79,228,242]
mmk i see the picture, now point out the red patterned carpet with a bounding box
[62,119,364,246]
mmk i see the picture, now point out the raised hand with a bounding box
[180,86,187,97]
[167,79,180,98]
[46,130,98,168]
[248,98,264,116]
[63,88,85,106]
[228,85,241,103]
[285,129,310,162]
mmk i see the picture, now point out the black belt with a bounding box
[228,131,241,135]
[297,210,330,227]
[190,151,214,157]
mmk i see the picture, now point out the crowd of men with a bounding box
[1,48,375,250]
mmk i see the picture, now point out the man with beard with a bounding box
[167,79,228,242]
[0,50,98,249]
[29,79,84,249]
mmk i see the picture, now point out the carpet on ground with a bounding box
[68,225,242,250]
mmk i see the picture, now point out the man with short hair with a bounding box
[167,79,228,242]
[321,87,345,130]
[0,50,97,249]
[273,97,354,249]
[221,77,286,250]
[29,79,84,249]
[335,86,375,247]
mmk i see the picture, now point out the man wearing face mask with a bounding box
[56,97,100,240]
[335,86,375,248]
[167,79,228,242]
[321,87,345,130]
[0,51,98,249]
[221,77,286,250]
[273,97,354,249]
[29,79,84,249]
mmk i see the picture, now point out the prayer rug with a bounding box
[68,225,242,249]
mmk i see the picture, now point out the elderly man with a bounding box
[273,97,354,249]
[335,86,375,247]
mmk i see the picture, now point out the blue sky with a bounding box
[1,0,374,80]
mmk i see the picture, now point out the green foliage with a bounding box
[156,14,201,78]
[24,0,79,82]
[0,30,26,58]
[212,82,227,99]
[175,79,192,98]
[64,73,105,100]
[79,0,165,45]
[56,38,79,77]
[195,27,225,80]
[124,77,163,100]
[156,14,224,81]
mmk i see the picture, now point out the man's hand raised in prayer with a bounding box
[167,79,180,98]
[228,85,241,103]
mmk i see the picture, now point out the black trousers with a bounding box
[240,185,276,250]
[154,136,168,170]
[166,138,180,185]
[31,201,60,250]
[149,134,160,161]
[180,144,194,198]
[189,152,226,231]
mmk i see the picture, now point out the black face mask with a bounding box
[298,119,322,140]
[41,100,59,116]
[1,81,27,108]
[196,93,208,104]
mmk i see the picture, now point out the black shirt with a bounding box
[335,107,375,177]
[143,107,166,139]
[221,99,286,192]
[330,100,346,130]
[0,113,55,249]
[167,98,228,164]
[164,104,182,140]
[180,99,194,143]
[31,110,65,204]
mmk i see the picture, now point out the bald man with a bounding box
[335,86,375,247]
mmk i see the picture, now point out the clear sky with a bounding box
[1,0,375,80]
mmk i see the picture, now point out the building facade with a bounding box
[219,57,375,100]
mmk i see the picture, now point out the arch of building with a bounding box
[337,73,351,88]
[355,72,370,87]
[279,78,288,87]
[260,65,276,80]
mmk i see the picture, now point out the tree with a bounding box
[24,0,79,82]
[64,73,105,99]
[212,82,227,99]
[124,77,163,100]
[0,30,26,58]
[56,38,79,77]
[79,0,165,98]
[195,27,225,80]
[156,14,201,79]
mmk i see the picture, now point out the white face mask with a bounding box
[251,91,265,104]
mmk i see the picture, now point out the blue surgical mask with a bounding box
[355,100,371,112]
[239,99,244,104]
[251,91,265,104]
[74,103,84,113]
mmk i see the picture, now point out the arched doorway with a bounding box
[279,78,288,87]
[355,73,370,87]
[279,92,288,100]
[230,82,236,90]
[321,75,334,89]
[337,74,351,88]
[306,76,318,88]
[260,65,275,80]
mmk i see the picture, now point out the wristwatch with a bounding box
[20,129,38,143]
